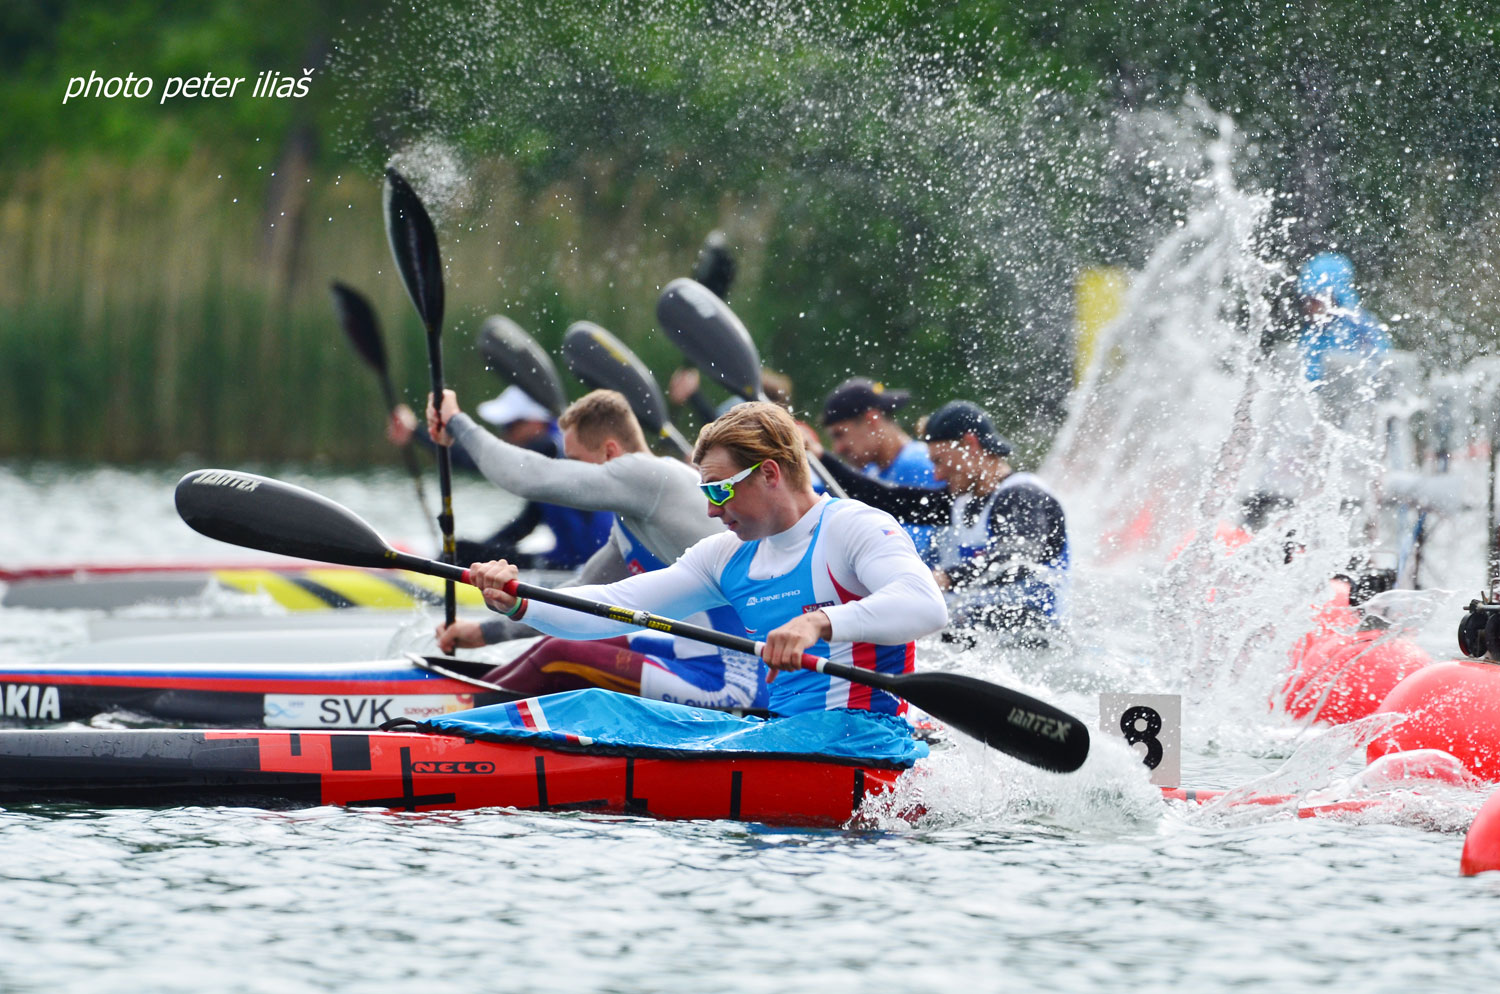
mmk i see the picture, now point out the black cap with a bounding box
[822,377,911,426]
[921,400,1011,457]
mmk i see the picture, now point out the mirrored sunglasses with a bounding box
[698,460,764,506]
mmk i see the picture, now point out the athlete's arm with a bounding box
[446,413,665,517]
[472,537,733,642]
[484,499,544,547]
[816,453,954,525]
[818,503,948,644]
[467,540,627,646]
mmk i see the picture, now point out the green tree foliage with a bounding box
[3,0,1499,462]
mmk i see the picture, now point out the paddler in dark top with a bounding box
[808,400,1069,636]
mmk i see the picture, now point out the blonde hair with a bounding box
[693,401,810,491]
[557,389,648,452]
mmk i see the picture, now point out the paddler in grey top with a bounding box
[426,387,726,652]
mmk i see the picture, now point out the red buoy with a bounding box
[1369,660,1500,781]
[1461,788,1500,876]
[1281,628,1432,724]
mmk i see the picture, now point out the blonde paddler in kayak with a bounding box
[427,387,763,710]
[468,402,948,716]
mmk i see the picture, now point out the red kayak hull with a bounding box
[0,727,905,827]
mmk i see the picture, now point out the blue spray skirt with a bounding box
[417,688,928,769]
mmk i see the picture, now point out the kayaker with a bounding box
[1297,251,1391,385]
[427,387,766,710]
[468,401,948,716]
[808,400,1069,636]
[819,376,942,561]
[392,384,613,569]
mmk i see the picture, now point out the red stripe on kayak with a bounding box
[0,674,475,694]
[0,560,345,581]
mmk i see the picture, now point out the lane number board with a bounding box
[1098,693,1181,787]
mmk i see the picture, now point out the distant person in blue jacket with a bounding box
[1297,251,1391,384]
[820,377,943,562]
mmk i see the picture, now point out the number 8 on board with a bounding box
[1098,693,1181,787]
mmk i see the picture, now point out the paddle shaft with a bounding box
[445,555,980,695]
[417,556,777,659]
[419,560,897,688]
[330,281,439,546]
[662,423,694,459]
[374,370,441,547]
[424,332,458,625]
[1490,405,1498,594]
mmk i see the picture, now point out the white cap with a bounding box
[476,385,553,426]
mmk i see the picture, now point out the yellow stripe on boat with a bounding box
[211,570,337,611]
[302,569,423,609]
[209,567,488,610]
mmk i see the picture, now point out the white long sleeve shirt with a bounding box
[518,495,947,647]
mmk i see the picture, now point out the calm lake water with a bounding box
[2,462,1497,993]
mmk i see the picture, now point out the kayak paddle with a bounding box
[477,315,570,419]
[673,230,737,420]
[692,230,736,301]
[383,167,457,627]
[656,278,849,497]
[175,468,1088,774]
[562,321,694,458]
[329,281,440,548]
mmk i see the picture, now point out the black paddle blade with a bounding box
[895,671,1090,773]
[174,469,399,570]
[562,321,671,435]
[692,231,736,301]
[656,278,763,402]
[329,282,387,374]
[477,316,569,418]
[383,167,445,333]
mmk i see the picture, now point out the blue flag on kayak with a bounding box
[417,688,927,768]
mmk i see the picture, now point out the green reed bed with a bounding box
[0,153,736,465]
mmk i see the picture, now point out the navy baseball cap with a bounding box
[922,400,1011,457]
[822,377,911,426]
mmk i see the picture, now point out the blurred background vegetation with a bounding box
[3,0,1498,464]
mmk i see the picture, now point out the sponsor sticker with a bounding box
[411,761,495,775]
[744,589,803,608]
[192,470,261,491]
[3,684,62,721]
[263,694,473,728]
